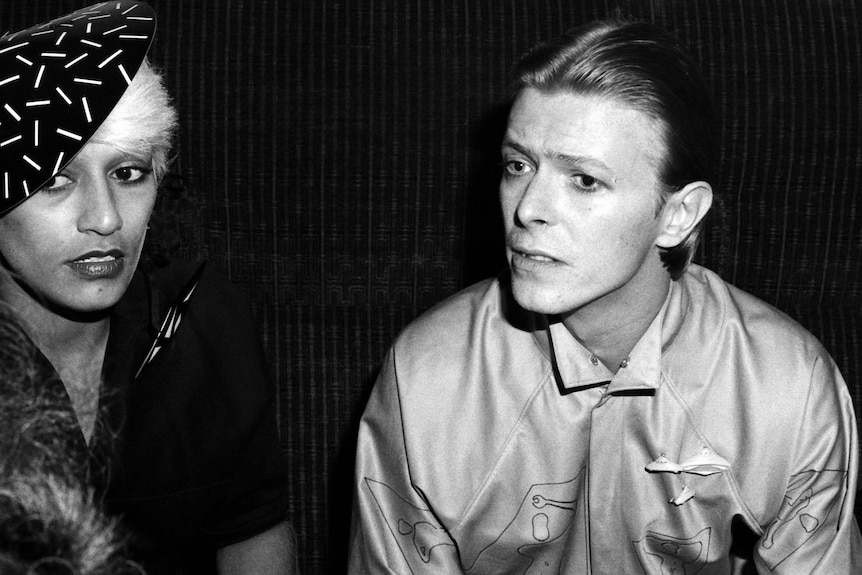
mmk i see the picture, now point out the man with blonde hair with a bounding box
[349,20,862,574]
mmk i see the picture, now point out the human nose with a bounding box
[77,176,123,235]
[513,170,553,228]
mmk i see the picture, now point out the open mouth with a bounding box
[75,255,117,263]
[71,248,125,264]
[519,252,555,262]
[511,247,559,263]
[68,250,126,278]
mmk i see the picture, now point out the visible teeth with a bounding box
[527,254,553,262]
[78,256,115,263]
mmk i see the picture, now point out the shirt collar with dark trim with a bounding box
[534,278,688,396]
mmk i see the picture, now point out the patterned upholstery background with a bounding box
[3,1,860,573]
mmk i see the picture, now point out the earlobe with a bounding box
[655,181,713,248]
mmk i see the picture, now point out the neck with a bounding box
[0,269,110,443]
[0,273,110,357]
[561,261,671,374]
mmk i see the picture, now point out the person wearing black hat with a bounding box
[0,2,296,573]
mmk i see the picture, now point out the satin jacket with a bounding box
[349,264,862,574]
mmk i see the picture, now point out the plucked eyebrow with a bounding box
[501,138,615,176]
[86,140,152,163]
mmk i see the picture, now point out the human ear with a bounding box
[655,181,713,248]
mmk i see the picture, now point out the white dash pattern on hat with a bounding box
[0,1,155,216]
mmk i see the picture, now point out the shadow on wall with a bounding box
[464,101,511,286]
[323,99,512,572]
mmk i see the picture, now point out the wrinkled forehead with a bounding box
[0,1,155,217]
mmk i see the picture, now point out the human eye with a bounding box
[39,173,73,193]
[502,158,534,178]
[112,164,152,184]
[571,173,601,192]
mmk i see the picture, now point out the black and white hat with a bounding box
[0,1,155,217]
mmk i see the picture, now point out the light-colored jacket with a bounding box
[349,264,862,574]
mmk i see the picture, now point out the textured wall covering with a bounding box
[2,1,860,573]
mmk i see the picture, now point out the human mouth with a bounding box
[67,250,126,278]
[518,252,555,262]
[509,246,562,269]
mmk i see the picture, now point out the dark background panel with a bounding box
[3,1,860,573]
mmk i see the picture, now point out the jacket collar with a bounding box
[534,274,689,396]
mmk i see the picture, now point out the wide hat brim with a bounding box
[0,1,155,217]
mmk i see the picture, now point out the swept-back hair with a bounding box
[511,20,716,279]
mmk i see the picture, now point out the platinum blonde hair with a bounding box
[90,59,178,182]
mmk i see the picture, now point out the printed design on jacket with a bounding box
[759,469,847,571]
[366,478,457,572]
[464,474,581,574]
[367,473,582,574]
[136,263,206,378]
[634,527,711,575]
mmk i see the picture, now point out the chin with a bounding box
[48,282,130,318]
[510,281,571,316]
[54,298,119,318]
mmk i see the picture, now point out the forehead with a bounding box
[65,140,149,167]
[505,88,667,180]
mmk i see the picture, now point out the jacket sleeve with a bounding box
[754,353,862,573]
[348,345,463,574]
